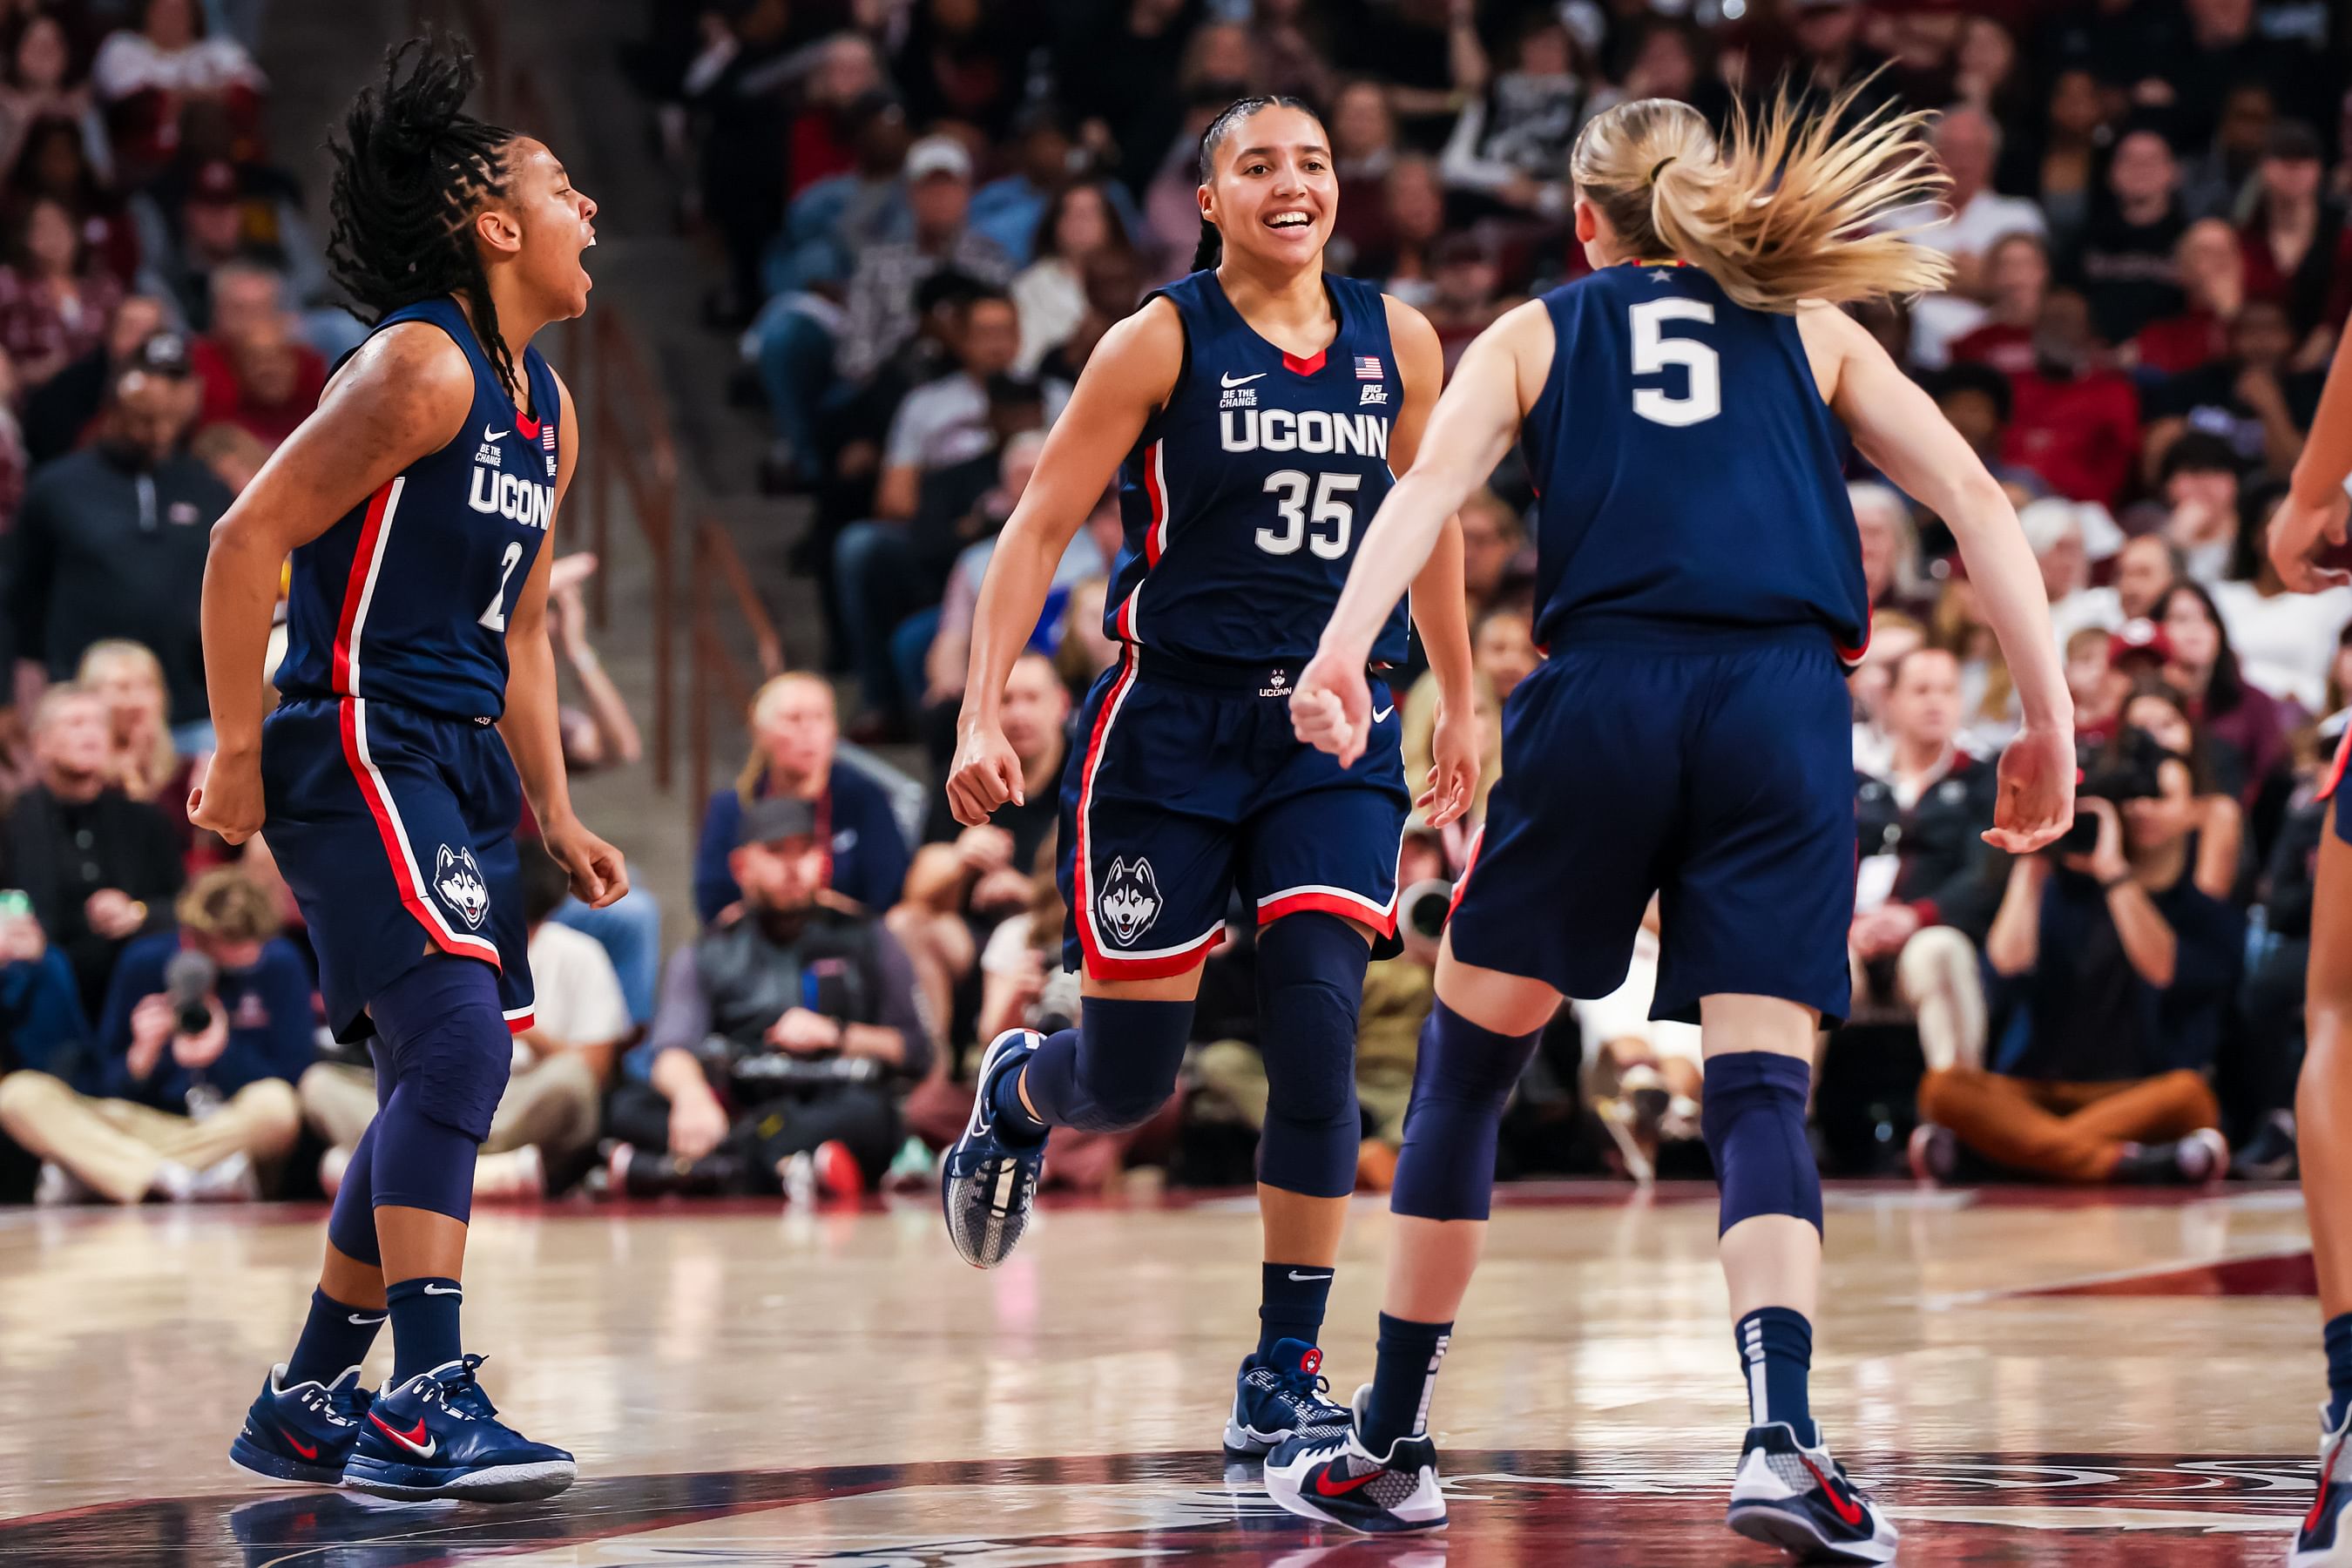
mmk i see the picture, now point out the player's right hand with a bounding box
[188,748,266,845]
[1292,645,1373,767]
[1984,722,2076,855]
[946,720,1023,828]
[2269,485,2352,594]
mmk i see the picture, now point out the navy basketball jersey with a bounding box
[276,297,560,720]
[1105,270,1410,666]
[1518,264,1869,664]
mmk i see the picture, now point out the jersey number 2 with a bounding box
[1259,470,1360,559]
[477,540,523,632]
[1629,298,1720,428]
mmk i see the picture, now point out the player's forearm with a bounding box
[1940,475,2072,733]
[1322,470,1463,660]
[957,514,1064,730]
[497,630,577,829]
[198,522,287,757]
[1408,514,1476,700]
[2291,347,2352,507]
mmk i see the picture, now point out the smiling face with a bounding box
[479,138,598,321]
[1200,104,1336,274]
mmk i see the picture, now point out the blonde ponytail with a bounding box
[1570,84,1954,313]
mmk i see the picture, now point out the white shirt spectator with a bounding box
[2212,579,2352,713]
[1010,259,1085,375]
[1882,190,2046,368]
[2048,586,2124,652]
[91,29,264,99]
[526,921,630,1051]
[883,373,1071,474]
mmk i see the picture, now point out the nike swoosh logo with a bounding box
[370,1411,436,1457]
[421,1283,462,1296]
[1287,1270,1334,1282]
[1801,1456,1865,1528]
[482,424,507,443]
[1221,372,1267,388]
[281,1427,320,1461]
[1371,706,1395,723]
[1315,1464,1386,1497]
[348,1313,388,1325]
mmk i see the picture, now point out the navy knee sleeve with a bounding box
[326,1119,382,1267]
[369,1081,480,1224]
[1390,1001,1541,1221]
[1256,914,1369,1199]
[369,956,511,1143]
[1022,997,1193,1132]
[1701,1051,1821,1235]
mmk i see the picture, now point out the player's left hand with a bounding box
[544,816,629,908]
[1984,722,2075,854]
[1292,643,1373,767]
[2269,486,2352,594]
[1419,689,1480,828]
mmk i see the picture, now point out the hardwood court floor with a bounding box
[0,1181,2331,1565]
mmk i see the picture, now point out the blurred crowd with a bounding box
[5,0,2350,1211]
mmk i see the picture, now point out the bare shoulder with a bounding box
[1792,301,1874,404]
[317,320,475,443]
[1079,294,1185,403]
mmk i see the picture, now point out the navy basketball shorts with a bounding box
[1446,628,1857,1027]
[1057,648,1412,980]
[261,695,535,1042]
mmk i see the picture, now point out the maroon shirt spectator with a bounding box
[2237,121,2352,347]
[2001,292,2140,508]
[4,116,142,287]
[1947,232,2048,378]
[191,316,323,446]
[0,195,121,390]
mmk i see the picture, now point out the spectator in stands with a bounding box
[1915,729,2238,1186]
[2027,497,2115,649]
[1850,481,1927,619]
[2155,578,2290,811]
[189,261,324,445]
[1010,180,1130,375]
[1423,234,1511,372]
[1436,13,1600,224]
[2003,287,2140,506]
[22,290,161,463]
[1931,361,2045,498]
[1930,568,2018,754]
[2146,299,2321,480]
[1052,574,1116,700]
[1946,230,2048,378]
[971,843,1079,1056]
[2238,120,2351,361]
[0,194,123,391]
[610,794,936,1200]
[2119,680,2243,900]
[760,91,912,302]
[1892,105,2045,367]
[912,430,1078,738]
[1034,247,1144,382]
[838,134,1010,387]
[188,419,265,494]
[2074,126,2186,348]
[0,866,305,1205]
[0,894,92,1103]
[894,652,1068,1028]
[0,14,106,188]
[91,0,264,187]
[1457,488,1527,622]
[7,113,142,291]
[1848,648,2001,1075]
[302,844,626,1202]
[2030,69,2108,253]
[3,685,181,1014]
[2117,533,2185,622]
[2132,434,2244,584]
[148,158,266,333]
[74,639,195,854]
[8,331,226,745]
[696,672,913,923]
[2133,219,2241,377]
[1362,154,1446,308]
[969,107,1074,267]
[1326,78,1398,272]
[2214,496,2352,713]
[1851,613,1926,775]
[2179,80,2274,223]
[2067,625,2124,742]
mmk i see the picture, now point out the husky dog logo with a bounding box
[433,845,492,929]
[1098,856,1162,947]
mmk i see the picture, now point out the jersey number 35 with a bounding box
[1258,470,1360,560]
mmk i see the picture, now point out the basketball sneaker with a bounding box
[341,1355,576,1503]
[941,1028,1046,1268]
[1262,1384,1447,1533]
[228,1363,374,1485]
[1726,1422,1899,1564]
[2294,1407,2352,1566]
[1223,1338,1353,1458]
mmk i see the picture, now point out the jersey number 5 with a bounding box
[477,540,523,632]
[1259,470,1360,559]
[1629,298,1720,428]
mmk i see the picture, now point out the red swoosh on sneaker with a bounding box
[280,1428,319,1461]
[1800,1456,1866,1528]
[370,1411,433,1452]
[1315,1464,1386,1498]
[2308,1437,2344,1535]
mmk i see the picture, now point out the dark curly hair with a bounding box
[325,37,518,396]
[1191,94,1321,273]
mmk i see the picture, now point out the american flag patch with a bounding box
[1354,355,1383,380]
[541,422,557,450]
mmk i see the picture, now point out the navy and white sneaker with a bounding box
[1262,1384,1447,1534]
[341,1355,575,1503]
[2294,1407,2352,1566]
[1727,1422,1899,1564]
[229,1363,373,1485]
[942,1029,1046,1269]
[1224,1338,1352,1458]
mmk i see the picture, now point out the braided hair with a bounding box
[326,37,520,397]
[1191,94,1321,273]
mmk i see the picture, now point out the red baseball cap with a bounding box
[2108,618,2175,667]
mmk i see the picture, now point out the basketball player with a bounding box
[193,41,623,1501]
[2264,315,2352,1567]
[1268,91,2075,1557]
[939,96,1481,1459]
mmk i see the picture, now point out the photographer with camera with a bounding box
[1912,717,2240,1185]
[606,794,936,1200]
[0,867,309,1203]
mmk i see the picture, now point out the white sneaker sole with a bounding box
[941,1031,1042,1269]
[1727,1501,1897,1565]
[1263,1453,1448,1534]
[342,1459,577,1504]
